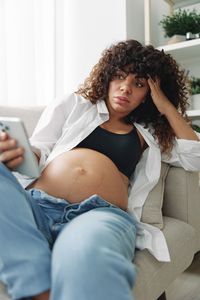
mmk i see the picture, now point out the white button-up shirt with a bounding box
[27,93,200,262]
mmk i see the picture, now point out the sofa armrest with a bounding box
[163,166,200,251]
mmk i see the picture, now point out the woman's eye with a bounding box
[136,82,144,88]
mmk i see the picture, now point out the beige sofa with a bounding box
[0,105,200,300]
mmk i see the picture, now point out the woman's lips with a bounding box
[114,96,129,105]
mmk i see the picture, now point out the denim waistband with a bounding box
[29,190,116,217]
[27,189,122,246]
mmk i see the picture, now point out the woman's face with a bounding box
[107,70,149,118]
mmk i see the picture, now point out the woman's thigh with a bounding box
[50,206,137,300]
[54,206,137,259]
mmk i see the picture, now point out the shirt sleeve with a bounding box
[29,93,76,169]
[161,131,200,171]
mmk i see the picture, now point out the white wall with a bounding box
[62,0,127,95]
[59,0,174,97]
[176,3,200,77]
[58,0,167,96]
[126,0,144,43]
[150,0,170,47]
[59,0,200,97]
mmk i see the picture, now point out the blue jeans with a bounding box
[0,162,137,300]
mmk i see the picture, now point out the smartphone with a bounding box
[0,117,40,178]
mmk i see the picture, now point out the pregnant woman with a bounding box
[0,40,200,300]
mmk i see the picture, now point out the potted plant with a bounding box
[159,9,200,44]
[192,124,200,133]
[190,76,200,110]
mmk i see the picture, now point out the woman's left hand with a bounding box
[148,77,199,141]
[147,77,173,115]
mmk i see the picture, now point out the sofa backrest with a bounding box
[0,105,44,136]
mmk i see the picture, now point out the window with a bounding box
[0,0,56,106]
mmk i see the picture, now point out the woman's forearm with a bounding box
[163,103,199,141]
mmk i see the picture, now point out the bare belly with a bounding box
[29,148,129,210]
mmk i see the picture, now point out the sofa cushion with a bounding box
[141,162,170,229]
[133,216,196,300]
[163,167,200,251]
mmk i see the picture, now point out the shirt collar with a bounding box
[97,99,109,115]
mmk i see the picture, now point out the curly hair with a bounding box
[76,40,189,153]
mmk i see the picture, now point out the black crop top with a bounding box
[76,126,142,179]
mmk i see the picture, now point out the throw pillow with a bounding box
[141,162,170,229]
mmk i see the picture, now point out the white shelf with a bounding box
[157,38,200,62]
[146,1,200,122]
[186,109,200,119]
[163,0,200,9]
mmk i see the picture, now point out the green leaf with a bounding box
[159,9,200,37]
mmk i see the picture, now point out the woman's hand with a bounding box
[148,77,199,141]
[147,77,173,115]
[0,131,24,170]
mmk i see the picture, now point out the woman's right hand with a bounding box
[0,131,24,170]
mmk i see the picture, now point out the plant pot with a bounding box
[192,94,200,110]
[167,35,185,45]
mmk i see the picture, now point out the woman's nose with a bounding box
[120,81,132,94]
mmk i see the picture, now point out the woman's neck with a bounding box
[100,119,133,134]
